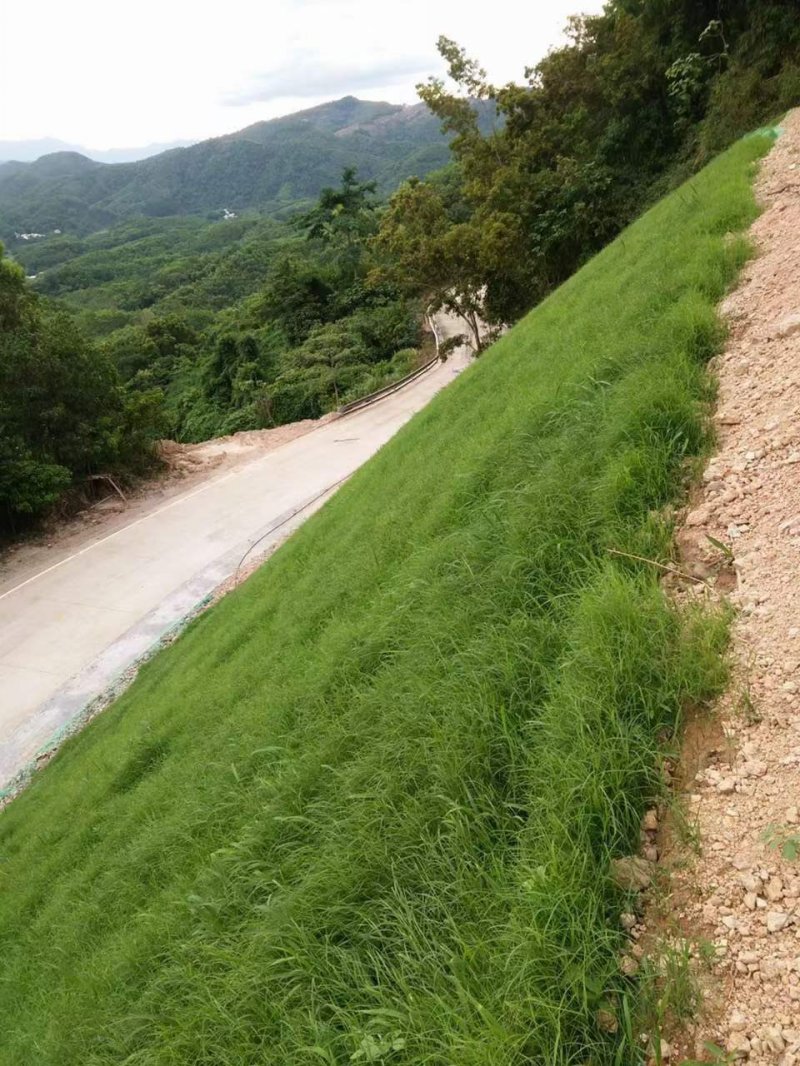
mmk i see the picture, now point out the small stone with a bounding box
[765,877,784,902]
[742,759,768,777]
[762,1027,785,1053]
[610,856,654,892]
[727,1032,751,1058]
[596,1008,618,1034]
[620,912,637,930]
[766,911,789,932]
[687,506,711,527]
[744,891,758,910]
[718,778,737,794]
[729,1010,748,1032]
[773,311,800,339]
[783,681,798,693]
[620,954,639,976]
[643,809,658,832]
[659,1039,672,1060]
[740,873,760,893]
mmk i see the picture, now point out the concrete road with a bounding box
[0,343,469,788]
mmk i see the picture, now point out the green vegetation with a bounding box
[0,243,162,536]
[9,172,428,444]
[0,97,465,240]
[385,0,800,325]
[0,131,770,1063]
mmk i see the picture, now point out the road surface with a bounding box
[0,341,470,788]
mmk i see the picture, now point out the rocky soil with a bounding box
[642,112,800,1062]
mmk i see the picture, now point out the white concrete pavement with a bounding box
[0,343,470,788]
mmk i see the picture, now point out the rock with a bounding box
[687,506,711,527]
[739,950,760,965]
[727,1032,751,1058]
[620,954,639,976]
[742,759,768,777]
[766,911,789,932]
[620,912,637,930]
[729,1010,748,1032]
[762,1027,785,1053]
[643,844,659,863]
[610,856,654,892]
[740,872,760,893]
[718,778,737,794]
[761,957,786,979]
[773,311,800,339]
[643,809,659,832]
[744,891,758,910]
[596,1008,618,1034]
[659,1039,672,1060]
[765,876,784,902]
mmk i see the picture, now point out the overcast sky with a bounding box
[1,0,606,150]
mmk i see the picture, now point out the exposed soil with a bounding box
[644,113,800,1062]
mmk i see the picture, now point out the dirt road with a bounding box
[0,339,470,788]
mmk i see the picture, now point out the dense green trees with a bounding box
[378,0,800,327]
[0,243,162,534]
[90,171,426,440]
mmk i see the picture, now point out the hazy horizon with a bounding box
[1,0,604,152]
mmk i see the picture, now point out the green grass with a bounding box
[0,133,772,1064]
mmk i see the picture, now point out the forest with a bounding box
[2,0,799,536]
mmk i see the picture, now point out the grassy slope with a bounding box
[0,135,770,1064]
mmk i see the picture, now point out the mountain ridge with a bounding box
[0,137,193,165]
[0,97,460,240]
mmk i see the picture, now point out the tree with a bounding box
[296,168,381,285]
[0,244,162,533]
[373,179,488,352]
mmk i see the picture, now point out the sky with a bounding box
[1,0,606,151]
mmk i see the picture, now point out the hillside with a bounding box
[0,97,460,239]
[0,137,192,164]
[0,131,773,1064]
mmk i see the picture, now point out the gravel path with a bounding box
[654,112,800,1062]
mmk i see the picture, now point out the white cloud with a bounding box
[223,52,433,106]
[0,0,605,150]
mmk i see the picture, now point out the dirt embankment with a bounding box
[646,113,800,1062]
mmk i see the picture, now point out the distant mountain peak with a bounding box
[0,97,453,240]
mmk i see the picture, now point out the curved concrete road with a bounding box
[0,340,470,788]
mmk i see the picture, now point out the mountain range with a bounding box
[0,97,460,241]
[0,138,192,165]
